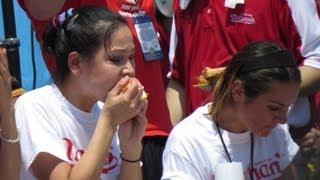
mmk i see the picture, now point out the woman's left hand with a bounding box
[298,128,320,151]
[0,48,12,116]
[118,98,148,160]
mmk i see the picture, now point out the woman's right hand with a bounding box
[0,48,12,116]
[101,76,146,128]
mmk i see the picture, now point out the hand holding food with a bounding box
[194,67,226,90]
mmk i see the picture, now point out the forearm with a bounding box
[298,65,320,96]
[67,116,116,180]
[119,145,143,180]
[23,0,65,20]
[0,105,20,180]
[166,79,185,126]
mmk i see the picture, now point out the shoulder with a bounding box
[165,105,212,153]
[271,124,290,137]
[259,124,297,151]
[15,85,55,107]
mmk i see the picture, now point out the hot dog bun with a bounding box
[121,83,148,101]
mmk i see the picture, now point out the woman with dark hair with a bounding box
[0,48,20,180]
[15,6,147,180]
[18,1,173,179]
[162,41,301,180]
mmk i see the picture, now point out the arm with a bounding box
[298,65,320,96]
[28,77,146,180]
[31,116,117,180]
[166,14,186,126]
[283,0,320,96]
[166,79,185,126]
[0,48,20,180]
[118,79,148,180]
[22,0,65,20]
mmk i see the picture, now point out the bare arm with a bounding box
[118,79,148,180]
[298,65,320,96]
[0,48,20,180]
[31,115,117,180]
[30,77,146,180]
[166,79,185,126]
[118,145,143,180]
[0,107,20,180]
[23,0,65,20]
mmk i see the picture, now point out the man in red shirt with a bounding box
[167,0,320,126]
[18,1,172,179]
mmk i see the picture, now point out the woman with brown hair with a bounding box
[162,41,301,180]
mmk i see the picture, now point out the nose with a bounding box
[122,59,135,77]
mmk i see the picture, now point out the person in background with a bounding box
[162,41,301,180]
[15,6,147,180]
[0,48,20,180]
[18,1,173,179]
[167,0,320,128]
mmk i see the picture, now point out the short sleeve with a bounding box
[280,124,299,167]
[15,95,69,171]
[162,151,200,180]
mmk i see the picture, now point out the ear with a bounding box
[68,52,82,76]
[230,80,246,103]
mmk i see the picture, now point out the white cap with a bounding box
[155,0,173,17]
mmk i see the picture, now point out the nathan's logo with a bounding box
[229,13,256,24]
[125,0,136,3]
[245,153,283,179]
[63,138,118,173]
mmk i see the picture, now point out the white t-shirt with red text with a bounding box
[15,84,121,180]
[162,103,299,180]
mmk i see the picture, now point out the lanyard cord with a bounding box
[214,121,254,180]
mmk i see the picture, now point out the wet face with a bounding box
[236,82,299,137]
[79,25,135,102]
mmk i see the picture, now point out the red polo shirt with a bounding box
[172,0,320,119]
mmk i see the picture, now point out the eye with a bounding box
[268,105,280,112]
[107,54,126,65]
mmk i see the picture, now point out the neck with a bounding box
[56,79,95,112]
[210,103,248,133]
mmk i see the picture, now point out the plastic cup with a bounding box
[215,162,245,180]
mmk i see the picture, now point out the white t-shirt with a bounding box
[15,84,121,180]
[162,104,299,180]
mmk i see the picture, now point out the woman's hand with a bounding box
[100,76,146,129]
[297,128,320,151]
[118,99,147,160]
[0,48,12,117]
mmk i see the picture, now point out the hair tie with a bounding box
[52,8,74,28]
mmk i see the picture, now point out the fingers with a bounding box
[300,128,320,149]
[0,48,10,87]
[124,78,142,100]
[0,48,8,69]
[109,75,130,96]
[103,77,146,125]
